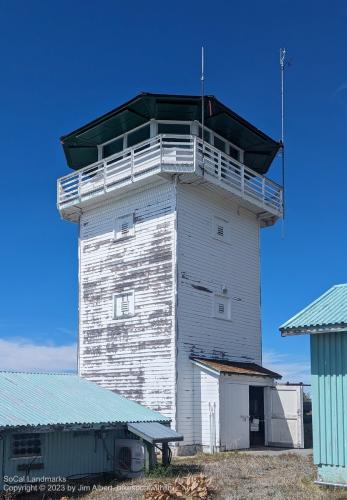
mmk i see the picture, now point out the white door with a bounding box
[220,381,249,450]
[265,384,304,448]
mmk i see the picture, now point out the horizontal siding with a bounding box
[311,332,347,467]
[176,184,261,445]
[192,365,220,448]
[79,182,176,422]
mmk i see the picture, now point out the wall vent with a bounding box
[212,216,229,242]
[213,294,231,320]
[114,213,135,241]
[114,291,135,319]
[217,225,224,237]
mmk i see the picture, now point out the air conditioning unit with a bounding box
[114,439,145,478]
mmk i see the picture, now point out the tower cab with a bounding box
[58,93,283,226]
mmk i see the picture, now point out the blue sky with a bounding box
[0,0,346,381]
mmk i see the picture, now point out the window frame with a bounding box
[11,433,43,460]
[97,119,244,165]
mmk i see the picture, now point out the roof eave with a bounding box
[0,418,171,433]
[281,323,347,336]
[190,357,281,379]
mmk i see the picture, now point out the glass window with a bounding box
[12,434,42,458]
[214,136,226,153]
[198,127,212,143]
[158,124,190,135]
[127,125,150,148]
[103,138,123,159]
[229,145,240,161]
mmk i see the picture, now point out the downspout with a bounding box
[258,222,262,366]
[173,175,179,438]
[77,220,82,374]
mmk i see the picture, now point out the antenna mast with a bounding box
[280,48,286,231]
[201,46,205,175]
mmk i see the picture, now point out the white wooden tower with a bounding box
[58,93,304,453]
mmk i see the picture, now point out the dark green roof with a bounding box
[61,92,280,174]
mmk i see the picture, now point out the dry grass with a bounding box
[85,452,347,500]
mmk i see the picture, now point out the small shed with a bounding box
[280,284,347,487]
[0,372,183,491]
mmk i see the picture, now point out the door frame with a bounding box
[219,374,275,450]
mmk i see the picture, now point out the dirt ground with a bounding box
[85,452,347,500]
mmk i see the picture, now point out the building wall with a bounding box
[311,332,347,483]
[77,180,263,447]
[0,428,125,490]
[78,181,177,422]
[191,364,220,454]
[176,184,262,446]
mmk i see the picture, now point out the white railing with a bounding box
[58,134,283,215]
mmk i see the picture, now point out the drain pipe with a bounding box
[314,480,347,489]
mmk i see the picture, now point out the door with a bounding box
[265,384,304,448]
[249,386,265,446]
[220,381,249,449]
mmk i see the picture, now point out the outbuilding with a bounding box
[0,372,183,491]
[280,284,347,488]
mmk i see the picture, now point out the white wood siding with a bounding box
[176,184,262,445]
[192,364,220,450]
[78,181,177,422]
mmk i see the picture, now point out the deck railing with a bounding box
[58,134,283,215]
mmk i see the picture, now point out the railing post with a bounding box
[241,164,245,194]
[78,172,82,202]
[160,135,163,168]
[218,151,222,180]
[193,136,197,172]
[131,149,134,182]
[262,177,265,205]
[103,161,107,193]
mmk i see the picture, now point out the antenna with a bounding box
[201,46,205,175]
[280,48,286,237]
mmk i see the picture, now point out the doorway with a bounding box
[249,386,265,446]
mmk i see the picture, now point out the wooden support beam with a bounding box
[162,443,170,466]
[144,441,155,471]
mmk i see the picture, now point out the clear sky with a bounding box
[0,0,346,382]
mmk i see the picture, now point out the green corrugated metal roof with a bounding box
[0,372,169,430]
[127,422,184,444]
[280,284,347,334]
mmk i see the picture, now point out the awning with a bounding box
[127,422,184,444]
[191,357,281,379]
